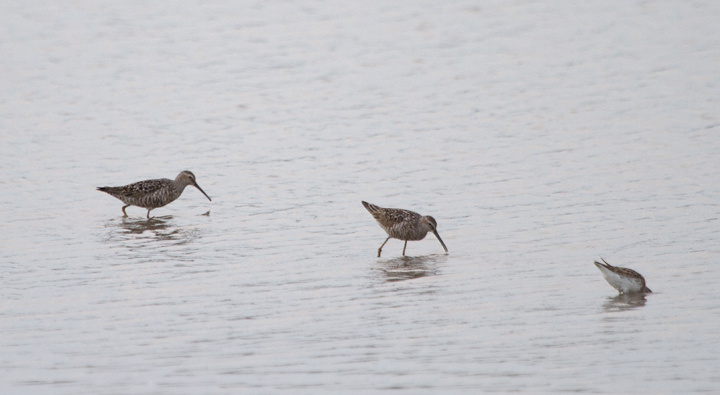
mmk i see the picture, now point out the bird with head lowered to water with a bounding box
[362,201,448,257]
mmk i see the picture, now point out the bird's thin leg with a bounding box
[146,209,152,219]
[122,205,130,217]
[402,240,407,256]
[378,237,390,258]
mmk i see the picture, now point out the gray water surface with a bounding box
[1,0,720,393]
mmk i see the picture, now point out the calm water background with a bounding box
[1,0,719,393]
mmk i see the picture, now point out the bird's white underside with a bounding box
[596,264,644,294]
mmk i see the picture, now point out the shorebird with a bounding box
[362,201,448,257]
[593,258,652,294]
[97,170,211,219]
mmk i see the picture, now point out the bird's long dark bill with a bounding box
[433,230,449,253]
[194,183,212,201]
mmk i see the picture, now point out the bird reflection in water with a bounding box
[102,216,201,247]
[602,293,649,312]
[375,254,446,282]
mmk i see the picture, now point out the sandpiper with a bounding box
[97,170,211,219]
[362,201,448,257]
[593,258,652,294]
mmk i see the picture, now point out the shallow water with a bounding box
[1,0,720,393]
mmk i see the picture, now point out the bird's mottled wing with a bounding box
[611,266,646,282]
[379,208,416,228]
[362,201,420,230]
[101,179,168,198]
[599,258,645,281]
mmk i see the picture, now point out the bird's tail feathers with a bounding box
[361,201,380,214]
[600,257,614,267]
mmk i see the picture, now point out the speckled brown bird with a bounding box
[594,258,652,294]
[362,201,448,257]
[97,170,211,219]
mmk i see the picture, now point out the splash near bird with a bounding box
[593,258,652,294]
[362,201,448,257]
[97,170,211,219]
